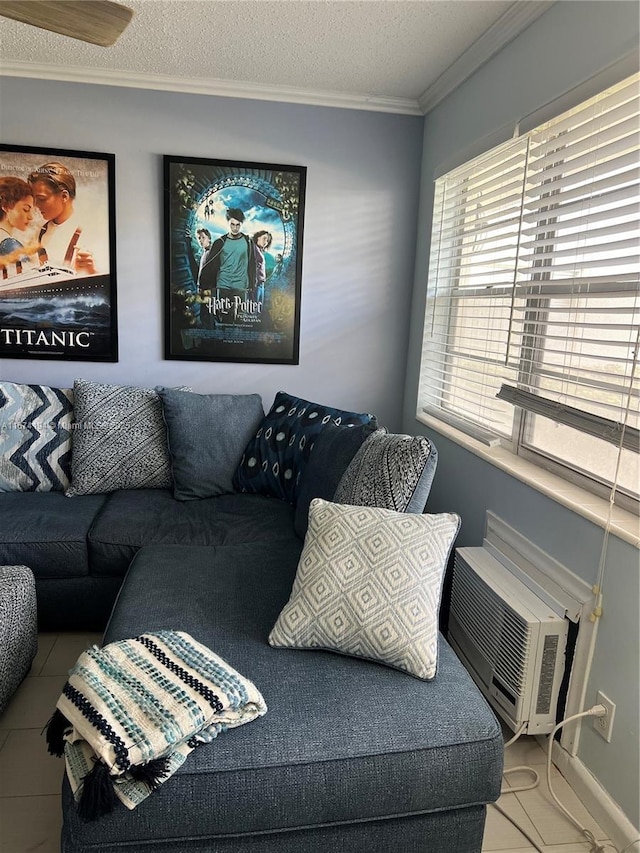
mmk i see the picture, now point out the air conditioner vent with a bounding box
[451,556,532,695]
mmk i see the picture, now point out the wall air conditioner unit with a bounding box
[448,546,569,735]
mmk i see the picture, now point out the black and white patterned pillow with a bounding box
[0,381,73,492]
[334,430,438,514]
[66,380,186,496]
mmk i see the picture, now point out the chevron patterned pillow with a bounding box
[269,498,460,680]
[0,381,74,492]
[66,380,187,496]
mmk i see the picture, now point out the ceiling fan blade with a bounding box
[0,0,134,47]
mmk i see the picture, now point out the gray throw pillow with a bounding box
[334,431,437,513]
[269,498,461,680]
[0,381,73,492]
[66,380,187,496]
[158,389,264,500]
[293,420,381,539]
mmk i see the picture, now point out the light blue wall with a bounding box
[1,0,638,829]
[0,77,424,430]
[402,1,639,826]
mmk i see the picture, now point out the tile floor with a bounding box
[0,632,620,853]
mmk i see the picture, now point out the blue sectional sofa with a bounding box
[0,382,503,853]
[0,488,299,630]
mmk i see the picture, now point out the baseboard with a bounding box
[550,741,640,852]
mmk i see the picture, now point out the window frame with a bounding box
[418,73,639,512]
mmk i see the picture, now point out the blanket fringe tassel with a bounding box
[44,708,71,757]
[129,756,172,791]
[77,756,173,821]
[78,761,118,822]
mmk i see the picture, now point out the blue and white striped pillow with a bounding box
[0,381,74,492]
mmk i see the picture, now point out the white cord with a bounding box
[490,725,545,847]
[491,800,546,853]
[491,706,615,853]
[545,706,609,852]
[503,721,527,748]
[502,765,540,794]
[596,839,640,853]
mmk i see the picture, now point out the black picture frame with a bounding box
[0,144,118,361]
[164,155,306,364]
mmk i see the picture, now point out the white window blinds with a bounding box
[419,73,640,475]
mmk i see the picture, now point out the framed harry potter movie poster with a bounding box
[0,144,118,361]
[164,156,306,364]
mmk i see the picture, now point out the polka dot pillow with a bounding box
[232,391,377,504]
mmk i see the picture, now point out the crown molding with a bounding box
[418,0,555,114]
[0,61,423,116]
[0,4,555,118]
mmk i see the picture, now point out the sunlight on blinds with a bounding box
[419,72,639,497]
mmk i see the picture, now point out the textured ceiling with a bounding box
[0,0,549,112]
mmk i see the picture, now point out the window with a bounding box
[418,73,640,508]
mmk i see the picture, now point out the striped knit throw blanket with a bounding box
[45,631,267,821]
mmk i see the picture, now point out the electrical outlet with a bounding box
[593,691,616,742]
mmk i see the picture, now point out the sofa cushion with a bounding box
[70,541,502,851]
[270,499,460,680]
[88,488,297,577]
[334,430,438,513]
[158,388,264,500]
[0,381,73,492]
[233,391,377,504]
[66,380,184,496]
[293,420,379,539]
[0,491,107,579]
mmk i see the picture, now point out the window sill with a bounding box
[416,412,640,549]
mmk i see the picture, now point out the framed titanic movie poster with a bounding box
[164,156,306,364]
[0,144,118,361]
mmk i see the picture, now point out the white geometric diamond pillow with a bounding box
[269,499,460,680]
